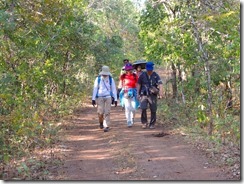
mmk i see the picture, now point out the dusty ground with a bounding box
[47,68,238,181]
[1,69,239,181]
[48,103,232,181]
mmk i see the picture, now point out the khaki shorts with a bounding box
[96,97,112,115]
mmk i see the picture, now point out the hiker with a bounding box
[119,63,139,127]
[136,61,163,129]
[118,59,130,98]
[92,66,117,132]
[135,64,143,77]
[120,59,130,75]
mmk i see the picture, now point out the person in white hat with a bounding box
[92,66,117,132]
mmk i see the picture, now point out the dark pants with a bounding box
[117,88,122,99]
[140,94,157,126]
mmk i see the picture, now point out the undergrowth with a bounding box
[157,98,240,179]
[0,93,86,180]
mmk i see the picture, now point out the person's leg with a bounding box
[131,97,137,124]
[103,97,112,130]
[140,96,148,128]
[128,98,137,126]
[97,97,105,129]
[124,97,132,127]
[149,111,156,128]
[148,95,157,128]
[131,111,135,124]
[98,114,104,129]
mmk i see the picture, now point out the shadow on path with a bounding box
[49,104,229,181]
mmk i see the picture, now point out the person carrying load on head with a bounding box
[119,63,139,127]
[92,66,117,132]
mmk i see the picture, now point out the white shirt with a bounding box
[92,75,117,101]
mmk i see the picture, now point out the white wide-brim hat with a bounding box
[99,66,111,76]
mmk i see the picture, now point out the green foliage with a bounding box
[85,0,145,67]
[214,114,240,144]
[0,0,240,179]
[0,1,146,175]
[0,0,92,168]
[140,0,240,143]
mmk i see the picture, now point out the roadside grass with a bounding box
[157,98,240,179]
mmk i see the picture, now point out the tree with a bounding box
[139,0,240,136]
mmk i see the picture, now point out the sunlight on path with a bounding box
[49,97,229,180]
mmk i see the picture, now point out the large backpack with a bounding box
[96,75,113,98]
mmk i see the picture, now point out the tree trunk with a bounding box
[171,63,177,99]
[225,76,233,109]
[191,18,213,135]
[192,67,200,94]
[205,60,213,135]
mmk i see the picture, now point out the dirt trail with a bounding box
[48,104,229,181]
[48,68,231,181]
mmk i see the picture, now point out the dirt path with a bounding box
[47,68,233,181]
[48,103,229,181]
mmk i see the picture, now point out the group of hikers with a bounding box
[91,59,163,132]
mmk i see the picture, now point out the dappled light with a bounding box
[0,0,239,180]
[66,135,100,141]
[43,105,236,180]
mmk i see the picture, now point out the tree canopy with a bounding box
[0,0,240,179]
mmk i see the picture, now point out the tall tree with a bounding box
[139,0,240,135]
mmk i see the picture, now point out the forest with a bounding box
[0,0,240,180]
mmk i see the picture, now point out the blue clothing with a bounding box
[119,88,140,109]
[146,61,154,71]
[137,71,162,96]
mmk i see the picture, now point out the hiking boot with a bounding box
[127,121,132,128]
[99,123,104,129]
[149,125,155,129]
[103,127,109,132]
[142,124,147,129]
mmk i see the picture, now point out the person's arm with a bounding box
[158,83,163,98]
[118,79,123,89]
[156,73,163,98]
[136,72,144,97]
[92,77,99,100]
[111,78,118,101]
[136,76,141,99]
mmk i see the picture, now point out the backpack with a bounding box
[98,75,112,86]
[96,75,113,98]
